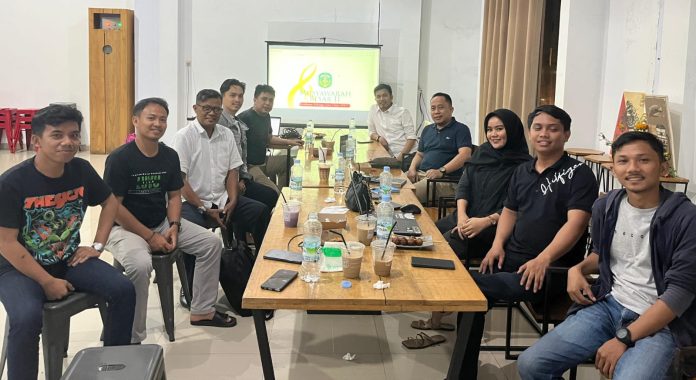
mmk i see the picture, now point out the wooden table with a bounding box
[600,163,690,193]
[566,147,604,159]
[242,188,487,379]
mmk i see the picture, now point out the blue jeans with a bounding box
[0,258,135,380]
[518,295,677,380]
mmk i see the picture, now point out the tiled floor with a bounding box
[0,150,603,379]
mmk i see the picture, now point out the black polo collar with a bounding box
[527,152,571,174]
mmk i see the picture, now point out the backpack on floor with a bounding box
[219,240,254,317]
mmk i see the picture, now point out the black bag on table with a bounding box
[345,171,374,214]
[219,239,255,317]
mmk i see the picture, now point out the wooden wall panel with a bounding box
[88,8,106,153]
[89,8,134,154]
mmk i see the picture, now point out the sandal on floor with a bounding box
[411,319,455,331]
[402,332,447,349]
[190,311,237,328]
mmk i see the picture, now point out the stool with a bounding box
[12,108,37,152]
[0,292,107,380]
[113,249,192,342]
[43,292,107,380]
[0,108,15,152]
[61,344,165,380]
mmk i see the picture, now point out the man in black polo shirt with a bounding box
[449,105,598,379]
[238,84,302,189]
[406,92,472,203]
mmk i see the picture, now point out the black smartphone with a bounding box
[261,269,299,292]
[263,249,303,264]
[411,256,455,270]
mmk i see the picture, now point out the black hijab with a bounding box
[468,108,531,167]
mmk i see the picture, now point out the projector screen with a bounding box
[267,42,380,126]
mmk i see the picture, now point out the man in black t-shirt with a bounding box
[104,98,234,344]
[0,105,135,379]
[238,84,302,186]
[449,105,598,379]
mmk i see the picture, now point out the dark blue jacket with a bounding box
[590,188,696,347]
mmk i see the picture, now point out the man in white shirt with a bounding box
[367,83,418,163]
[175,89,270,247]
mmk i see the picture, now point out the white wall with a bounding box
[588,0,696,188]
[555,0,609,149]
[188,0,421,130]
[418,0,483,141]
[0,0,134,145]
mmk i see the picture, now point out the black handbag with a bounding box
[345,171,374,214]
[219,240,255,317]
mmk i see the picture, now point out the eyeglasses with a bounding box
[196,104,223,114]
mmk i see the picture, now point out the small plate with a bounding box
[392,235,433,249]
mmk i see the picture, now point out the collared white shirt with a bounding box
[367,103,418,155]
[174,119,243,207]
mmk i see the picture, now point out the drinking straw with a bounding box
[381,221,397,260]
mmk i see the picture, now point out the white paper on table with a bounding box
[319,206,349,214]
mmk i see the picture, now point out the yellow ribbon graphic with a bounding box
[287,63,317,108]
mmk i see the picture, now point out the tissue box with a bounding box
[318,206,348,230]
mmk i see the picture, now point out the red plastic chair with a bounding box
[0,108,15,152]
[12,109,37,152]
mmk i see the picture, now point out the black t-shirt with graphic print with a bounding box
[104,141,184,228]
[0,157,111,272]
[503,154,598,266]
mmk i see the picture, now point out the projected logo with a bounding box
[318,73,332,88]
[288,64,351,109]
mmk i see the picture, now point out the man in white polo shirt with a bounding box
[367,83,418,167]
[175,89,270,248]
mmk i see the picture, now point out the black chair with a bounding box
[425,176,459,207]
[672,346,696,380]
[113,249,191,342]
[437,195,456,219]
[1,292,107,380]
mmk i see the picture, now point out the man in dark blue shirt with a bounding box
[449,105,598,379]
[406,92,472,203]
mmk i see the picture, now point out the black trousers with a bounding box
[243,179,279,211]
[453,254,552,379]
[435,213,497,265]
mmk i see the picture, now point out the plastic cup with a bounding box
[318,163,331,181]
[283,201,301,227]
[356,214,377,245]
[343,242,365,279]
[371,240,396,277]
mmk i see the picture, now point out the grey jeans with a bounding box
[106,218,222,342]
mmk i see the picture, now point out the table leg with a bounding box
[446,312,475,380]
[285,148,292,188]
[253,309,275,380]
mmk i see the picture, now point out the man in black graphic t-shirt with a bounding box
[105,97,235,344]
[448,105,598,379]
[0,105,135,379]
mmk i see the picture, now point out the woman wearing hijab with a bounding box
[410,108,531,333]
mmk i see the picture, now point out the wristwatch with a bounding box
[91,242,104,253]
[197,205,207,215]
[615,327,634,347]
[169,220,182,232]
[487,215,497,226]
[439,166,447,175]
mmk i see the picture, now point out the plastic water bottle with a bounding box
[376,195,394,241]
[304,120,314,159]
[345,135,355,164]
[290,159,303,202]
[301,213,322,283]
[334,152,346,197]
[379,166,393,201]
[349,118,356,136]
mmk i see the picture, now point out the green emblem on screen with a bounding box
[318,72,332,88]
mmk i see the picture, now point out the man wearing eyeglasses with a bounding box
[175,89,270,248]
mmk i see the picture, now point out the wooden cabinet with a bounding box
[88,8,134,154]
